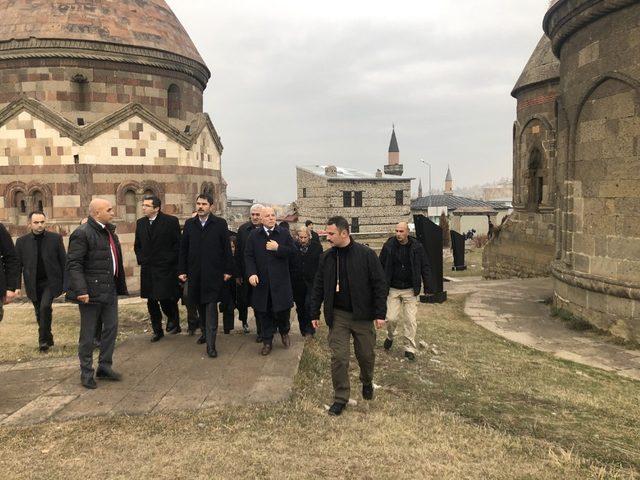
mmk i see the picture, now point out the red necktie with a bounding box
[107,230,119,277]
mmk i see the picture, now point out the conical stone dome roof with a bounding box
[511,35,559,97]
[0,0,209,85]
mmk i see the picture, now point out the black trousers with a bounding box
[293,283,315,336]
[236,280,250,323]
[33,284,54,345]
[78,293,118,379]
[255,294,291,345]
[220,281,236,333]
[186,303,200,333]
[147,298,180,334]
[197,302,218,354]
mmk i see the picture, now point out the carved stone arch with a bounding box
[26,182,53,212]
[116,180,142,205]
[574,72,640,132]
[518,114,555,145]
[4,181,28,225]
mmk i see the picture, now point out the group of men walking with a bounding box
[0,195,431,416]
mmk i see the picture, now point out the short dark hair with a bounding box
[305,220,313,227]
[143,194,161,210]
[197,193,214,205]
[28,211,46,221]
[327,216,349,233]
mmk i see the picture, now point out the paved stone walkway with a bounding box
[450,277,640,381]
[0,329,304,426]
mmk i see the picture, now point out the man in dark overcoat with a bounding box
[0,221,20,323]
[134,194,182,342]
[290,225,322,337]
[15,211,66,351]
[235,203,264,339]
[245,206,295,356]
[178,194,233,358]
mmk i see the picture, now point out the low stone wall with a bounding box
[482,210,555,279]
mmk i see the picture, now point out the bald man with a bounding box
[67,199,128,389]
[379,222,430,361]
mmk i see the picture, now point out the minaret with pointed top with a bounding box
[418,178,423,198]
[444,166,453,194]
[384,125,404,176]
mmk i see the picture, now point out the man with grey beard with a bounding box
[236,203,264,339]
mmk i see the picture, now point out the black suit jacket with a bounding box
[15,231,66,301]
[178,214,233,304]
[245,225,295,312]
[0,223,19,295]
[134,211,181,300]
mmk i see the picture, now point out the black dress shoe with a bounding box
[362,383,374,400]
[39,342,50,352]
[224,330,231,335]
[281,333,291,348]
[196,335,206,344]
[261,343,272,356]
[167,325,182,334]
[81,376,97,389]
[255,336,263,343]
[242,323,250,334]
[96,367,122,381]
[383,338,393,351]
[404,351,416,361]
[207,348,218,358]
[187,329,196,336]
[47,337,55,347]
[151,333,164,343]
[328,402,346,416]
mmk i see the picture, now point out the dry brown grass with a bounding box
[444,246,485,277]
[0,302,149,363]
[0,295,638,479]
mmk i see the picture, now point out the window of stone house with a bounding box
[351,217,360,233]
[31,190,44,212]
[395,190,404,206]
[168,84,182,119]
[124,190,137,222]
[343,191,352,207]
[527,148,544,211]
[354,191,363,207]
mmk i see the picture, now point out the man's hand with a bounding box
[311,319,320,329]
[178,274,187,282]
[266,240,279,251]
[223,274,232,282]
[374,319,386,329]
[235,278,243,286]
[77,294,90,304]
[249,275,259,287]
[3,290,18,304]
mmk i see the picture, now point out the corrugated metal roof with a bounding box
[411,194,496,212]
[298,165,412,181]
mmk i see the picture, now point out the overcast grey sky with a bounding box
[168,1,550,203]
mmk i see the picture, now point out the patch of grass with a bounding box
[0,296,638,478]
[0,303,150,363]
[444,246,485,278]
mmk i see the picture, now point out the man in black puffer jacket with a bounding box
[67,199,128,389]
[310,216,388,416]
[379,222,431,362]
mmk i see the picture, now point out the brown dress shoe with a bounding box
[281,333,291,348]
[261,343,273,356]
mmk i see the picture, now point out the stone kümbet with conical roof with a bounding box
[511,35,559,97]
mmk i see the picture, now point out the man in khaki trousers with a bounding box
[379,222,431,361]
